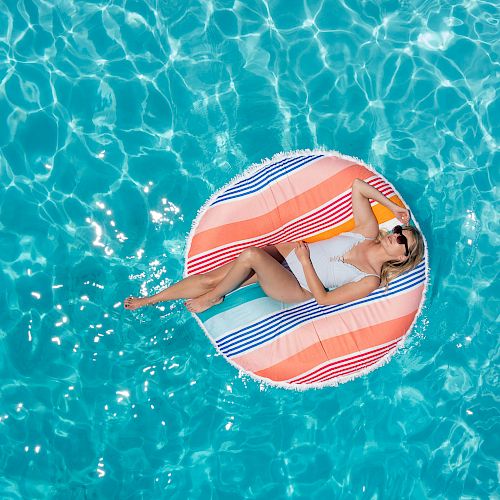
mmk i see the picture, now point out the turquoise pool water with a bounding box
[0,0,498,497]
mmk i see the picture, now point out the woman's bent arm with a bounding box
[353,178,400,210]
[297,244,380,306]
[317,277,380,306]
[352,178,401,232]
[300,258,328,303]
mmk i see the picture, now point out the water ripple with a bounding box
[0,0,498,497]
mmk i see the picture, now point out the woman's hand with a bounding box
[391,204,410,225]
[295,240,310,264]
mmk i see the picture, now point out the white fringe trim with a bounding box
[183,148,430,391]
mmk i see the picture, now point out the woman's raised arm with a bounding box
[351,178,408,235]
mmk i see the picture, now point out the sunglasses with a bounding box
[392,225,409,256]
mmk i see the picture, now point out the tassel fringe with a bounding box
[183,148,430,390]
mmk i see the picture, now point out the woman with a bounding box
[124,178,425,313]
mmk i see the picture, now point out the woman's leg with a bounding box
[185,247,313,313]
[124,245,284,310]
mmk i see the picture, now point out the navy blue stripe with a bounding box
[211,155,323,206]
[217,263,426,350]
[212,155,320,205]
[223,156,304,195]
[221,155,312,197]
[219,268,427,355]
[223,273,427,357]
[219,301,320,352]
[217,264,427,357]
[217,262,426,348]
[211,156,299,206]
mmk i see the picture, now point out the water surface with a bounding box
[0,0,498,497]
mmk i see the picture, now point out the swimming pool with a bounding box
[0,0,498,497]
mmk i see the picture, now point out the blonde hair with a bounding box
[376,225,425,289]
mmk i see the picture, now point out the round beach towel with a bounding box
[184,150,428,389]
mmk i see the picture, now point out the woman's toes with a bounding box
[124,297,144,311]
[184,300,195,312]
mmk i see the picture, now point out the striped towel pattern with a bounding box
[184,150,428,389]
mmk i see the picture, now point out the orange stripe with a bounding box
[234,284,424,374]
[195,156,357,234]
[233,321,326,374]
[314,284,424,345]
[306,195,404,242]
[255,313,415,381]
[325,311,415,355]
[189,164,371,257]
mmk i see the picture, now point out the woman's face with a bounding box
[382,229,415,260]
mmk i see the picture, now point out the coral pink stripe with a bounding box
[231,320,327,374]
[186,195,397,275]
[186,182,394,274]
[301,345,399,384]
[186,189,357,274]
[233,284,423,375]
[246,320,329,379]
[188,180,392,271]
[254,313,415,381]
[188,163,372,257]
[290,340,399,384]
[314,284,424,356]
[195,156,357,234]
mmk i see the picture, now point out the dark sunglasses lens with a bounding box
[397,235,409,256]
[393,225,402,234]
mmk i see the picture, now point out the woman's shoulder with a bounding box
[349,223,379,240]
[351,222,379,239]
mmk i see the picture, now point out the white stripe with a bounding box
[187,184,395,271]
[211,156,324,207]
[214,266,426,356]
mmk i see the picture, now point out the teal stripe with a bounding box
[203,295,285,341]
[197,283,268,322]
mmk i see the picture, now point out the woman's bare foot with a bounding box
[184,293,224,313]
[124,296,151,310]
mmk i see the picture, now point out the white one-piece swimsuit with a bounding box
[284,231,381,292]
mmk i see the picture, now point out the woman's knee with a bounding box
[240,247,262,263]
[199,273,218,289]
